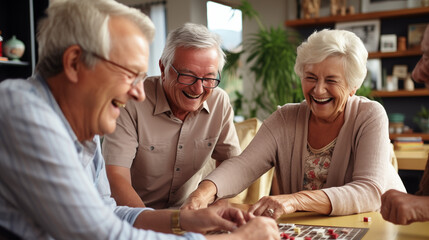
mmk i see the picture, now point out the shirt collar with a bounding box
[34,74,97,167]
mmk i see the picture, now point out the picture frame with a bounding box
[408,23,428,49]
[366,59,382,90]
[392,65,408,79]
[361,0,408,13]
[380,34,397,52]
[335,20,380,52]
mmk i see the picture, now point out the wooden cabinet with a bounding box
[285,7,429,137]
[0,0,49,81]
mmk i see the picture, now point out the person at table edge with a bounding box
[381,24,429,225]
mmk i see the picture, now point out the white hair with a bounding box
[160,23,225,73]
[294,29,368,91]
[36,0,155,78]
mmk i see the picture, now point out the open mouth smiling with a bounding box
[312,96,333,104]
[112,99,126,108]
[183,91,202,99]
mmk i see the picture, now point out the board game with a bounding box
[279,223,368,240]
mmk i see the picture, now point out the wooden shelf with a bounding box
[0,60,29,66]
[371,89,429,97]
[390,133,429,141]
[368,48,422,59]
[285,7,429,27]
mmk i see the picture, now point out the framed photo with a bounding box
[335,20,380,52]
[380,34,397,52]
[392,65,408,79]
[366,59,382,90]
[361,0,408,13]
[408,23,428,49]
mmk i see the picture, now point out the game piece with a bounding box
[328,229,334,234]
[330,233,339,239]
[305,237,312,240]
[294,227,301,234]
[341,228,350,234]
[363,217,371,222]
[290,237,295,240]
[281,232,290,239]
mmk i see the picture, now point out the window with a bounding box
[207,1,243,118]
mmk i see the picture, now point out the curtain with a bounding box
[133,1,166,76]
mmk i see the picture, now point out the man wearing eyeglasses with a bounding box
[102,23,241,209]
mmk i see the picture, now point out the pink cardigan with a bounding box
[206,95,406,215]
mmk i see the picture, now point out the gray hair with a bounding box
[160,23,225,73]
[36,0,155,78]
[294,29,368,91]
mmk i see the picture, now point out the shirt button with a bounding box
[176,167,180,171]
[150,146,155,151]
[208,142,212,147]
[178,145,183,149]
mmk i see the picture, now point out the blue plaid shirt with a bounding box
[0,74,204,240]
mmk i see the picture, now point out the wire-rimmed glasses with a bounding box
[91,52,147,86]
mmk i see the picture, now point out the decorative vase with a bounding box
[3,35,25,61]
[404,74,415,91]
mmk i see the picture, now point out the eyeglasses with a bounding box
[170,64,220,89]
[91,52,147,86]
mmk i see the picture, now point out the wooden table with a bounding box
[395,145,429,170]
[278,211,429,240]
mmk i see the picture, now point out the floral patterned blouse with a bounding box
[303,138,337,190]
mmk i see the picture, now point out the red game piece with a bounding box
[290,237,295,240]
[330,233,339,239]
[328,229,334,234]
[363,217,372,222]
[280,232,290,239]
[305,237,312,240]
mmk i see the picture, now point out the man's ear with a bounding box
[63,45,83,83]
[159,60,165,80]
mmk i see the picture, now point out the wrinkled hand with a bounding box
[180,192,211,210]
[248,195,298,219]
[381,189,429,225]
[181,181,217,210]
[229,215,280,240]
[180,206,250,233]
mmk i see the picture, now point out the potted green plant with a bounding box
[222,0,303,119]
[414,105,429,133]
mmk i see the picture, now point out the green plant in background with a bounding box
[414,105,429,133]
[222,0,303,119]
[416,105,429,119]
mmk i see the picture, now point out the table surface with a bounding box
[277,211,429,240]
[395,144,429,170]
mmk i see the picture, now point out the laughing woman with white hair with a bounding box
[182,29,406,218]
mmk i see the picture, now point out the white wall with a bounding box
[117,0,208,33]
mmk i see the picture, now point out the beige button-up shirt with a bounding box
[102,76,240,209]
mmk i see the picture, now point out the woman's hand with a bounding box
[248,195,299,219]
[248,190,332,219]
